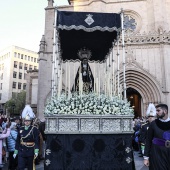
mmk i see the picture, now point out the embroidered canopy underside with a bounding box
[57,11,121,63]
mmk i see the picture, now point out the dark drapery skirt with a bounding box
[45,134,135,170]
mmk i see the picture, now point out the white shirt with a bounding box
[159,117,170,122]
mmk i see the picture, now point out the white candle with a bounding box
[119,84,123,99]
[57,77,60,99]
[68,62,71,99]
[107,74,110,97]
[110,78,112,98]
[80,71,83,98]
[65,62,67,95]
[118,83,120,97]
[60,64,62,94]
[112,49,114,96]
[93,64,95,93]
[98,64,100,97]
[105,73,107,95]
[117,36,120,97]
[114,75,116,95]
[103,66,105,93]
[96,78,98,95]
[58,64,62,99]
[74,62,75,92]
[79,63,81,96]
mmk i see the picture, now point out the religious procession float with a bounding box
[44,9,134,170]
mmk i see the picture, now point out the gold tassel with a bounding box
[33,156,36,170]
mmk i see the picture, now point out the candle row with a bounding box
[57,62,122,99]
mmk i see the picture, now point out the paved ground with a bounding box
[133,151,149,170]
[3,159,44,170]
[35,160,44,170]
[2,152,147,170]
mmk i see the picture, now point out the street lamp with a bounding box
[12,103,15,116]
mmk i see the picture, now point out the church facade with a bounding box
[37,0,170,118]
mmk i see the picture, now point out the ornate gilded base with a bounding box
[45,115,133,134]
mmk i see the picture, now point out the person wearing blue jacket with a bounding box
[7,121,18,170]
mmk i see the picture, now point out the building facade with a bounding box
[37,0,170,118]
[25,70,39,115]
[0,46,39,111]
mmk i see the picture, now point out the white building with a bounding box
[0,46,39,110]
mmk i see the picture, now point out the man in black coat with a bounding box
[143,104,170,170]
[139,114,155,155]
[13,114,39,170]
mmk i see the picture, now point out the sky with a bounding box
[0,0,69,52]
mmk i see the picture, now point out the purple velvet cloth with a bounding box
[152,138,166,146]
[163,131,170,140]
[152,131,170,146]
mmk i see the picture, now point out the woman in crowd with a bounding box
[0,122,11,169]
[7,121,18,170]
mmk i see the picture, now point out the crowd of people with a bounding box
[132,110,155,157]
[132,103,170,170]
[1,103,170,170]
[0,105,46,170]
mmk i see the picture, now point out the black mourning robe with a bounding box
[144,119,170,170]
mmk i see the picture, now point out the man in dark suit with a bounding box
[139,114,155,155]
[13,114,39,170]
[143,104,170,169]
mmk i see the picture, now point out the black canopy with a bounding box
[57,11,121,62]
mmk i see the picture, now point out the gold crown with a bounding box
[77,47,92,60]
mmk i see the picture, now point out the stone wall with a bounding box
[37,0,170,118]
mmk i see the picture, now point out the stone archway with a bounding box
[120,69,162,117]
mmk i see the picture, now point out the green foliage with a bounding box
[5,91,26,116]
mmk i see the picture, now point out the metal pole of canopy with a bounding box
[116,33,120,97]
[55,9,61,98]
[121,8,127,100]
[56,33,60,97]
[112,42,115,96]
[52,8,58,96]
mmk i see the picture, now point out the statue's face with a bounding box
[82,54,87,59]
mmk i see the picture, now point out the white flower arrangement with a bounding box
[44,93,134,116]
